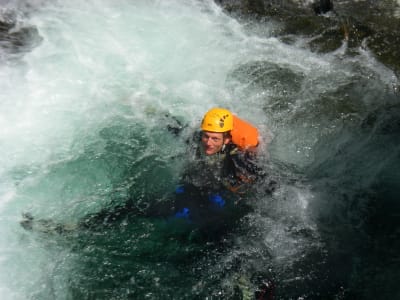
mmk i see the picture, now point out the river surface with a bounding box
[0,0,399,299]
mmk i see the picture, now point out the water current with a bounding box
[0,0,399,299]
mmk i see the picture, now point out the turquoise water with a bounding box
[1,0,399,299]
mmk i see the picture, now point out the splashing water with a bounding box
[1,0,399,299]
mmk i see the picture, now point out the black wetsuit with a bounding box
[79,132,262,232]
[181,131,261,193]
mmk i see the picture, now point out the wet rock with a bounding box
[333,1,400,76]
[216,0,400,78]
[215,0,266,17]
[312,0,334,15]
[0,10,42,56]
[365,25,400,77]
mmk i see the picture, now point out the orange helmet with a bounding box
[201,107,233,133]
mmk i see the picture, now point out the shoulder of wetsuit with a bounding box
[226,143,254,161]
[226,143,264,178]
[225,142,239,155]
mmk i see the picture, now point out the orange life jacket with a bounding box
[231,115,259,150]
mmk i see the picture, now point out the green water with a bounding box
[1,0,399,299]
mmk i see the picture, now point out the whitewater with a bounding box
[1,0,399,299]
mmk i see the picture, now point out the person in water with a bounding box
[20,107,275,299]
[182,107,261,195]
[166,107,263,228]
[21,107,264,232]
[75,107,264,231]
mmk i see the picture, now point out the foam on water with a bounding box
[0,0,398,298]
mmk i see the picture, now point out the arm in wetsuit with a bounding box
[221,143,264,194]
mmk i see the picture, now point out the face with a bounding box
[201,131,230,155]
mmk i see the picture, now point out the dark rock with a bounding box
[0,11,42,56]
[312,0,334,15]
[216,0,400,79]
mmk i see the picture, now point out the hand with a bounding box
[175,185,185,194]
[208,194,225,207]
[174,207,190,219]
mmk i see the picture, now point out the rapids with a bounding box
[0,0,399,299]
